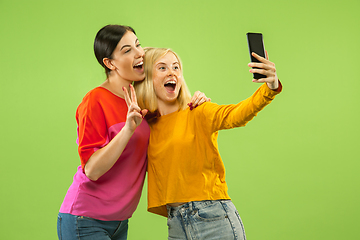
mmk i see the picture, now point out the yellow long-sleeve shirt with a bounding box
[147,83,282,217]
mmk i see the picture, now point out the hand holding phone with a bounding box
[247,32,266,79]
[247,33,279,90]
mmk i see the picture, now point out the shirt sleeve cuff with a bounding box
[268,79,283,93]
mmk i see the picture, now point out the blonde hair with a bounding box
[134,47,192,114]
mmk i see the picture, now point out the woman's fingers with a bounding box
[248,51,276,79]
[252,52,266,61]
[191,91,201,107]
[123,87,131,106]
[248,52,275,69]
[251,52,274,66]
[123,86,141,118]
[128,103,142,115]
[126,103,144,130]
[129,84,137,104]
[122,85,147,130]
[190,91,199,103]
[141,109,148,118]
[249,51,279,89]
[196,98,207,107]
[248,62,274,71]
[123,85,139,106]
[249,67,275,76]
[251,76,275,83]
[188,91,211,109]
[265,50,269,60]
[127,111,143,122]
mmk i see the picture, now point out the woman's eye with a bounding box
[124,49,131,53]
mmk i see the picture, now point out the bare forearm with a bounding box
[84,84,146,181]
[84,126,134,181]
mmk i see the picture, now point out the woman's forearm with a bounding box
[84,126,134,181]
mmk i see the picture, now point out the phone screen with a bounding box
[247,32,266,79]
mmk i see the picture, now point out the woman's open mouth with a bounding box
[133,61,144,73]
[164,80,176,92]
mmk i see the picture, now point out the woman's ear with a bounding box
[103,58,115,71]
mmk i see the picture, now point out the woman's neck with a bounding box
[100,74,132,99]
[157,101,180,116]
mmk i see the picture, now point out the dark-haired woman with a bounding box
[57,25,209,240]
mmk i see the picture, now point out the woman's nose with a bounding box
[167,69,174,76]
[135,47,144,58]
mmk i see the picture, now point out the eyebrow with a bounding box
[156,61,179,66]
[120,38,139,51]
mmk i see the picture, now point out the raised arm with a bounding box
[201,51,282,132]
[84,85,147,181]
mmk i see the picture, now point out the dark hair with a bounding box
[94,25,136,76]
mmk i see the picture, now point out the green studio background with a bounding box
[0,0,359,239]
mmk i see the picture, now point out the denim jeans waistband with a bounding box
[166,200,230,218]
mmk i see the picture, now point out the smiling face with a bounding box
[107,31,145,82]
[152,52,183,106]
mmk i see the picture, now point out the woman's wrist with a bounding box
[267,79,279,90]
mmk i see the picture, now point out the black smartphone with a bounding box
[247,32,266,79]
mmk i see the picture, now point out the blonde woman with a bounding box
[133,47,282,239]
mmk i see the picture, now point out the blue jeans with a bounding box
[57,213,128,240]
[166,200,246,240]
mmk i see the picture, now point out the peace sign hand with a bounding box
[123,84,148,133]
